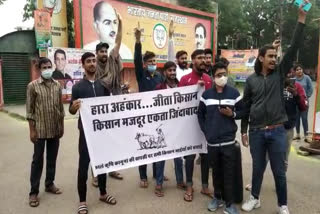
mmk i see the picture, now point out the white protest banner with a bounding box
[80,85,206,176]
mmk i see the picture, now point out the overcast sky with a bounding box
[0,0,34,37]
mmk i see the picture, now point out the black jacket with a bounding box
[241,22,305,132]
[69,78,110,130]
[134,42,164,92]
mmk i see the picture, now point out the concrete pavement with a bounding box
[0,111,320,214]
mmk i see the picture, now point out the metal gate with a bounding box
[0,53,30,104]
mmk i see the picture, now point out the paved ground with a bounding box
[0,84,320,214]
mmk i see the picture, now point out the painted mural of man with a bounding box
[195,23,206,49]
[84,1,133,60]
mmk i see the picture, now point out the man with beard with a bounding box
[91,42,124,187]
[179,49,213,202]
[241,6,308,214]
[93,10,124,96]
[204,48,213,77]
[70,52,116,214]
[167,20,192,81]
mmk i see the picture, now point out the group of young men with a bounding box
[25,4,309,214]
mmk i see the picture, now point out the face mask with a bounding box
[41,69,53,79]
[215,76,228,87]
[147,65,157,73]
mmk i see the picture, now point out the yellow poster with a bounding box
[37,0,68,47]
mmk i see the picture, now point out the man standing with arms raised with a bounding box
[241,5,308,214]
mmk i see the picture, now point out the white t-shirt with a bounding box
[176,65,192,81]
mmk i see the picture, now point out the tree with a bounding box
[22,0,74,47]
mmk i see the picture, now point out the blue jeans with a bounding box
[155,161,165,186]
[174,157,184,184]
[296,106,309,136]
[249,126,287,206]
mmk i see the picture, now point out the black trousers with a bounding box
[208,144,236,206]
[138,163,156,180]
[200,153,209,188]
[30,138,60,196]
[78,130,106,202]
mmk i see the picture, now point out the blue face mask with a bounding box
[147,65,157,73]
[41,69,53,79]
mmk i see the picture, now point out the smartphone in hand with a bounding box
[294,0,312,12]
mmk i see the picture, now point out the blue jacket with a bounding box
[198,85,245,145]
[134,42,164,92]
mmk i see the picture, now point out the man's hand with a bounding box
[219,107,234,117]
[241,133,249,147]
[58,120,64,139]
[30,129,37,144]
[197,80,205,87]
[298,0,309,24]
[134,22,142,43]
[272,39,281,51]
[287,85,297,96]
[169,20,175,39]
[70,99,81,114]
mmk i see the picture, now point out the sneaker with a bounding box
[208,198,224,212]
[241,195,261,212]
[304,137,312,143]
[224,204,239,214]
[279,205,290,214]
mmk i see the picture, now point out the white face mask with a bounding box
[215,76,228,87]
[41,69,53,79]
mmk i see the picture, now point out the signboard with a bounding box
[221,49,258,82]
[80,85,206,175]
[74,0,215,61]
[37,0,68,47]
[34,10,52,49]
[47,47,93,101]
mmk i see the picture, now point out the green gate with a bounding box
[0,53,30,104]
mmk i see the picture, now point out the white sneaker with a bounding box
[241,195,261,212]
[279,205,290,214]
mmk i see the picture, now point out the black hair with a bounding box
[254,44,275,73]
[143,51,156,62]
[93,1,105,21]
[96,42,109,52]
[81,52,96,65]
[38,57,52,69]
[195,23,206,38]
[293,63,303,71]
[218,57,230,67]
[54,49,66,60]
[176,50,188,59]
[191,49,205,60]
[163,61,177,71]
[212,62,227,77]
[204,48,213,56]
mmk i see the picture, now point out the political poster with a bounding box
[221,49,258,82]
[47,47,94,101]
[34,9,52,49]
[80,85,207,176]
[74,0,214,61]
[37,0,68,47]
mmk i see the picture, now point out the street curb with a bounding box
[0,109,26,121]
